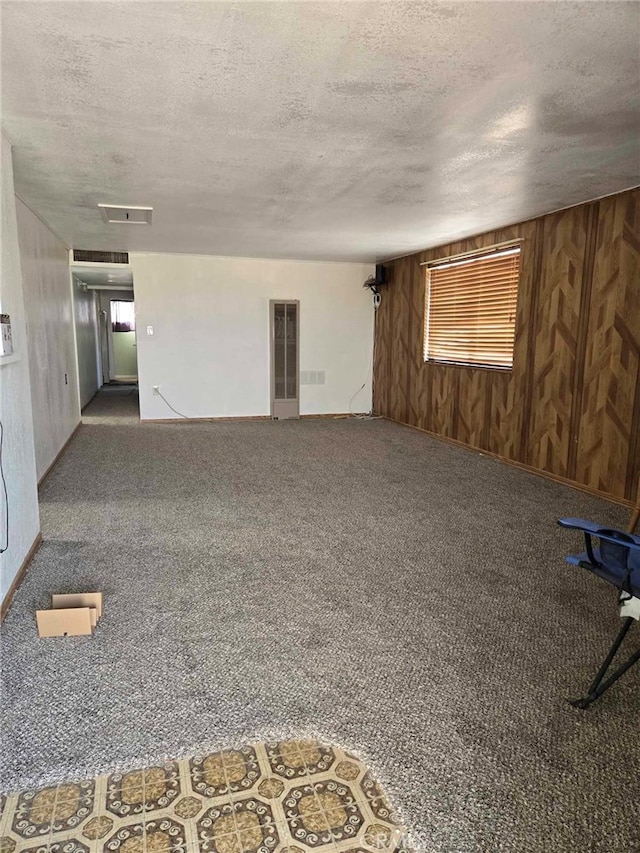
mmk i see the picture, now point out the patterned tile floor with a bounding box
[0,741,407,853]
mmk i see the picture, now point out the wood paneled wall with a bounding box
[373,188,640,504]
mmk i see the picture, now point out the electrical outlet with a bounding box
[64,373,68,385]
[152,385,160,395]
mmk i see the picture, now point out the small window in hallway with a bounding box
[111,300,135,332]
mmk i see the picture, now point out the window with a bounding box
[111,300,135,333]
[423,246,520,369]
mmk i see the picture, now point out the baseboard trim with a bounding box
[142,415,272,424]
[141,413,357,424]
[38,421,82,488]
[1,532,43,622]
[300,413,355,420]
[380,415,634,509]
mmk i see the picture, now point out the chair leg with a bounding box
[570,617,639,709]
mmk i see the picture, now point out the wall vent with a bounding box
[98,204,152,225]
[300,370,326,386]
[73,250,129,264]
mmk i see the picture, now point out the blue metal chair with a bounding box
[558,518,640,709]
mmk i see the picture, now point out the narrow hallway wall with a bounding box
[0,135,40,605]
[17,198,81,480]
[73,277,100,408]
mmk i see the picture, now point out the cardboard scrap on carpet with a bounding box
[36,592,103,638]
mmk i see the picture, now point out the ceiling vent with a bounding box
[98,204,152,224]
[73,250,129,264]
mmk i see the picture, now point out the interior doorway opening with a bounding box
[103,297,138,384]
[71,262,139,416]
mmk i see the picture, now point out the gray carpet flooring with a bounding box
[1,387,639,853]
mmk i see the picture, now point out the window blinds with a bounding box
[424,247,520,368]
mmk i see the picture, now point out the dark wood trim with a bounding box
[38,422,82,488]
[381,414,635,509]
[1,532,43,622]
[567,201,599,480]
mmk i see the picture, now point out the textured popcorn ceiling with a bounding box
[1,1,639,262]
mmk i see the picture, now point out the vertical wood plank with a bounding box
[487,370,511,456]
[495,219,539,460]
[428,363,457,437]
[576,189,640,499]
[626,363,640,503]
[406,257,425,428]
[527,206,588,477]
[566,202,600,480]
[388,259,411,423]
[456,368,488,448]
[415,362,432,432]
[372,265,391,415]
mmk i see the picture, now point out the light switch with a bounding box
[147,325,154,336]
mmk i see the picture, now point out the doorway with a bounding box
[97,293,138,384]
[71,263,139,416]
[270,300,299,419]
[107,299,138,382]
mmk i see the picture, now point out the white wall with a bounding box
[72,277,100,408]
[130,253,374,420]
[0,135,40,603]
[17,198,81,480]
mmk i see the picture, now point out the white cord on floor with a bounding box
[334,352,381,420]
[157,390,189,419]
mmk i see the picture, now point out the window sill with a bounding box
[424,359,512,373]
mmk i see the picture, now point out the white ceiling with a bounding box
[2,1,639,263]
[71,265,133,287]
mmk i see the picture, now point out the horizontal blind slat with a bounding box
[424,249,520,367]
[429,336,515,342]
[429,285,518,297]
[430,264,518,280]
[428,281,518,292]
[430,263,518,279]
